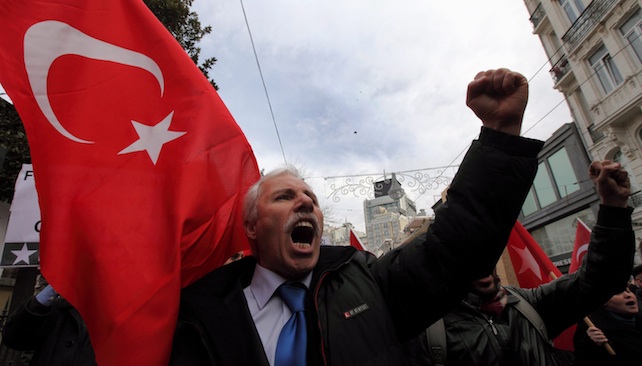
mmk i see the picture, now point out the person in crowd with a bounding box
[405,159,634,366]
[224,250,249,265]
[170,68,544,365]
[574,288,642,365]
[2,276,96,366]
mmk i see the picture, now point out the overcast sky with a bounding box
[0,1,573,231]
[192,0,572,230]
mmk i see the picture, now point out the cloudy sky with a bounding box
[192,0,572,230]
[0,0,572,231]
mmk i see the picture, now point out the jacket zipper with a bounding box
[315,271,331,366]
[488,318,498,335]
[313,252,357,366]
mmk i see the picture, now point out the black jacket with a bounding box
[2,296,96,366]
[574,308,642,366]
[170,127,544,366]
[406,205,635,366]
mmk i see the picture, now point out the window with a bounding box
[548,148,580,198]
[522,190,538,216]
[530,208,596,256]
[533,162,557,208]
[620,9,642,64]
[589,45,623,94]
[560,0,585,23]
[521,148,581,217]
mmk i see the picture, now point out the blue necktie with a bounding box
[275,282,307,366]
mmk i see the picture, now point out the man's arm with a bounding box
[1,285,59,350]
[371,68,543,341]
[520,161,634,337]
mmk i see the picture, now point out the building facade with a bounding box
[525,0,642,261]
[323,223,367,247]
[363,174,417,254]
[519,123,601,272]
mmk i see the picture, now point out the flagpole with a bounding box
[549,272,616,356]
[583,317,616,356]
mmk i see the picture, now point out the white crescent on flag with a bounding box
[23,20,186,164]
[574,243,589,263]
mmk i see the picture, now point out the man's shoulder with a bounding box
[182,256,256,298]
[504,285,536,304]
[318,245,358,263]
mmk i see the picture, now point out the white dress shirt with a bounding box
[243,264,312,366]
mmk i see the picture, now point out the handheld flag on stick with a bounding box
[0,1,259,365]
[506,221,578,351]
[506,221,562,288]
[565,218,615,355]
[568,218,591,274]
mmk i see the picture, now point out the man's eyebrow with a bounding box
[271,188,295,197]
[270,187,318,202]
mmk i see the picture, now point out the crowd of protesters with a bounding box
[1,67,640,366]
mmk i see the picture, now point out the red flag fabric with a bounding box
[568,218,591,274]
[506,221,562,288]
[349,227,366,251]
[0,1,259,365]
[506,221,575,351]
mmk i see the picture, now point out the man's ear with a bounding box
[244,220,257,240]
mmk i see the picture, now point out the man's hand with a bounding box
[466,68,528,136]
[35,284,58,307]
[589,160,630,208]
[587,326,609,346]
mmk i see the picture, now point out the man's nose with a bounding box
[295,194,314,213]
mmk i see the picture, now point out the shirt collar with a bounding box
[250,264,312,310]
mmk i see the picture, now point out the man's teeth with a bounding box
[295,221,313,228]
[293,242,311,248]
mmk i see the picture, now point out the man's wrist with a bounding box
[478,127,543,157]
[597,204,633,229]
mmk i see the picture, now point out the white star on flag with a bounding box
[11,243,37,265]
[514,246,544,281]
[118,111,186,164]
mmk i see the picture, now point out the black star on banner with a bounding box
[1,242,40,266]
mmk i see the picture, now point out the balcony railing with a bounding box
[590,70,642,128]
[550,55,571,84]
[587,124,605,143]
[529,3,546,30]
[628,190,642,208]
[562,0,617,50]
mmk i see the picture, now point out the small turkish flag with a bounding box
[568,218,591,274]
[349,227,367,251]
[0,1,259,365]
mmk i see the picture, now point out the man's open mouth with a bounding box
[291,221,315,247]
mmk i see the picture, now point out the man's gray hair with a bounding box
[243,165,304,225]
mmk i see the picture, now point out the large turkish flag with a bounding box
[0,1,259,365]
